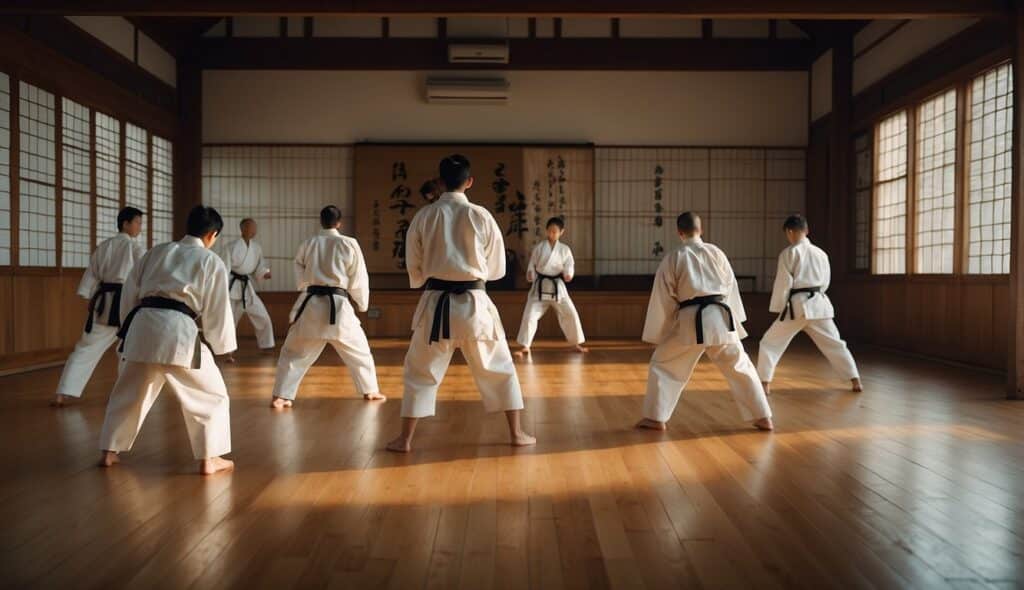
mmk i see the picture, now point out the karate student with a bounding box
[220,218,275,361]
[52,207,145,407]
[270,205,385,409]
[386,154,535,452]
[636,212,773,432]
[97,206,236,475]
[514,216,588,357]
[757,215,862,394]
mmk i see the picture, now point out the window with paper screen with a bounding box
[967,62,1012,274]
[872,111,908,274]
[94,112,121,246]
[18,81,57,267]
[61,98,92,268]
[202,145,354,291]
[151,135,173,245]
[853,132,872,271]
[709,149,766,292]
[764,149,806,291]
[914,89,957,274]
[125,122,149,245]
[0,73,10,266]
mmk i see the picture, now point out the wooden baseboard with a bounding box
[0,347,72,376]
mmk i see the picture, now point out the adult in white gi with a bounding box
[386,154,536,452]
[53,207,145,407]
[220,218,275,357]
[637,212,773,432]
[757,215,862,394]
[97,206,236,476]
[514,216,587,356]
[270,205,384,409]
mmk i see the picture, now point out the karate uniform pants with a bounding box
[401,335,525,418]
[56,324,122,398]
[98,345,231,460]
[643,338,772,424]
[757,317,859,383]
[271,327,380,400]
[515,296,585,348]
[231,295,275,350]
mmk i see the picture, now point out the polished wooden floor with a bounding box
[2,338,1023,589]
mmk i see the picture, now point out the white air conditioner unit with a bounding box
[447,43,509,65]
[425,77,510,105]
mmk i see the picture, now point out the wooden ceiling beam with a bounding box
[0,0,1009,18]
[197,36,817,70]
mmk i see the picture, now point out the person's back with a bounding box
[387,154,534,453]
[84,233,144,291]
[270,206,383,408]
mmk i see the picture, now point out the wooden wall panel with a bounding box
[0,271,87,370]
[831,278,1009,371]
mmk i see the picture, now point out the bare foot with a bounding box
[224,355,236,364]
[200,456,235,475]
[363,392,386,401]
[270,397,294,409]
[514,348,530,360]
[386,437,411,453]
[753,417,774,431]
[98,450,120,467]
[572,344,589,353]
[511,431,537,447]
[762,381,771,396]
[851,378,863,392]
[635,418,667,431]
[51,394,71,407]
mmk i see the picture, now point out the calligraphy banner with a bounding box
[354,144,594,277]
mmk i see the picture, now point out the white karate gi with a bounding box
[515,240,586,348]
[401,191,524,418]
[98,236,236,460]
[221,237,275,350]
[56,233,145,398]
[271,229,380,400]
[757,237,859,383]
[641,237,772,424]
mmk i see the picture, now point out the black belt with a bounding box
[425,278,486,344]
[85,282,123,333]
[780,286,822,321]
[293,286,349,325]
[118,296,206,369]
[678,294,735,345]
[536,272,561,301]
[229,271,250,309]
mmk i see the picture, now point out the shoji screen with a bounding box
[61,98,92,268]
[595,147,805,291]
[0,73,10,266]
[202,145,354,291]
[151,135,173,245]
[124,122,149,241]
[94,112,121,245]
[18,81,57,267]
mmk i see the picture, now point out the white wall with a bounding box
[65,16,177,87]
[203,70,808,146]
[853,18,978,95]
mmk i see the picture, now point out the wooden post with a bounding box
[829,33,853,278]
[173,55,202,239]
[1009,0,1024,399]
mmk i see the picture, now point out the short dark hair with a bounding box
[239,217,255,230]
[677,211,701,233]
[320,205,343,228]
[439,154,471,191]
[186,205,224,238]
[546,216,565,230]
[783,214,808,231]
[117,206,143,232]
[419,179,441,198]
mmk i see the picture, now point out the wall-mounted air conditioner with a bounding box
[447,43,510,65]
[425,77,510,105]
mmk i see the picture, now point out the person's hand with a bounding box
[563,273,572,282]
[263,271,272,280]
